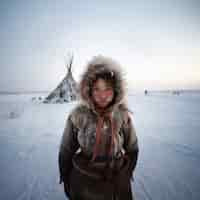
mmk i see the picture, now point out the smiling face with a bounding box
[92,78,114,109]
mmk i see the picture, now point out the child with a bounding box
[58,55,139,200]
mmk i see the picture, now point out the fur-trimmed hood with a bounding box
[79,55,127,114]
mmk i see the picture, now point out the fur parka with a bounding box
[58,55,139,200]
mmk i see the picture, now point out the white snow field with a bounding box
[0,91,200,200]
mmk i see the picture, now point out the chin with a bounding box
[98,104,107,108]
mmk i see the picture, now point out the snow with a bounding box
[0,91,200,200]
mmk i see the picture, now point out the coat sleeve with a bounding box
[58,114,80,184]
[122,114,139,176]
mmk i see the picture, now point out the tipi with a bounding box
[43,55,79,103]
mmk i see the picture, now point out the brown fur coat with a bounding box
[58,56,139,200]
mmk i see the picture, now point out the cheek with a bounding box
[107,93,114,101]
[105,90,114,99]
[105,93,113,102]
[92,92,99,102]
[104,90,112,95]
[94,90,113,98]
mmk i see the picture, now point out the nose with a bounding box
[100,93,107,99]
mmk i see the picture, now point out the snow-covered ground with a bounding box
[0,91,200,200]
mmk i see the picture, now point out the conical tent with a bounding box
[43,55,79,103]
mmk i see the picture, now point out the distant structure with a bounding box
[43,54,79,103]
[172,90,181,95]
[144,90,148,95]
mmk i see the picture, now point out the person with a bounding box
[58,55,139,200]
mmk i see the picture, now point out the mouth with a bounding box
[98,99,109,104]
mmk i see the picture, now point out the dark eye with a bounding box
[93,88,99,92]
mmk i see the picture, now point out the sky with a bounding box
[0,0,200,92]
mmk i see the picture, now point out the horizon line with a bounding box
[0,88,200,94]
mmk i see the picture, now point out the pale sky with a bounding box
[0,0,200,92]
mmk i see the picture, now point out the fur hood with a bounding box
[79,55,127,114]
